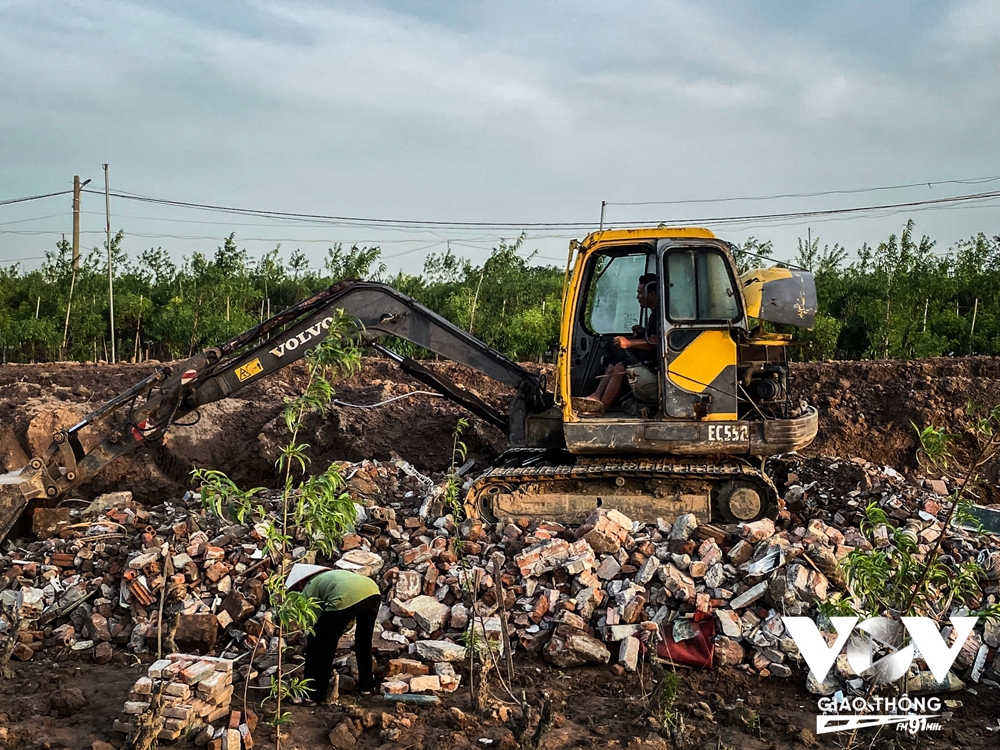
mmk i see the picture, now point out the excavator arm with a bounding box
[0,281,550,540]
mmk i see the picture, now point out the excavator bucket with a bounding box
[0,466,45,542]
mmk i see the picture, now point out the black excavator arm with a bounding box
[0,281,550,540]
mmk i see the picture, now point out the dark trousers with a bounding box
[303,594,380,700]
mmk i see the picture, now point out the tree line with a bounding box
[0,220,997,364]
[0,232,563,364]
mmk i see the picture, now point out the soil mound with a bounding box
[0,358,533,501]
[791,357,1000,481]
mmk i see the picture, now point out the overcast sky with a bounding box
[2,0,999,275]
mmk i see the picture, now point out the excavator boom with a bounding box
[0,281,549,541]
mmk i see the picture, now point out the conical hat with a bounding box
[286,563,331,590]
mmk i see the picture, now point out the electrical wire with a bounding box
[0,255,46,265]
[0,213,66,227]
[3,193,996,257]
[0,189,72,207]
[77,186,1000,232]
[5,179,999,270]
[606,175,1000,207]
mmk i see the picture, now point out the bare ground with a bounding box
[4,356,1000,749]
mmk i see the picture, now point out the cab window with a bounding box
[584,253,649,333]
[666,250,740,322]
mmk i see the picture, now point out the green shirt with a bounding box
[301,570,380,612]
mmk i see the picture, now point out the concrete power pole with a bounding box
[72,175,82,268]
[64,175,91,355]
[72,176,80,268]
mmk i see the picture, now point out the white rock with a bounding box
[729,581,768,609]
[334,549,384,576]
[393,571,423,601]
[634,556,659,585]
[669,513,698,541]
[413,640,467,662]
[704,563,726,588]
[619,636,640,672]
[715,609,742,639]
[405,596,451,634]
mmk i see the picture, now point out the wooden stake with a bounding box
[970,298,979,354]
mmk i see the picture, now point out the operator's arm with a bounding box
[613,335,658,351]
[616,309,659,351]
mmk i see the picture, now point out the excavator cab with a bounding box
[559,229,816,455]
[567,233,747,426]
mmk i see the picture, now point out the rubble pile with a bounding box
[113,653,243,745]
[369,455,1000,696]
[0,459,428,670]
[3,452,1000,704]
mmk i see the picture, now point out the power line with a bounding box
[0,229,545,245]
[3,191,998,258]
[0,213,65,227]
[682,194,1000,230]
[666,190,1000,229]
[5,191,999,243]
[0,255,46,266]
[606,175,1000,207]
[0,189,72,207]
[79,186,1000,231]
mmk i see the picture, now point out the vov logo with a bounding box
[783,616,978,684]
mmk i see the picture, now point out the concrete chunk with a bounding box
[669,513,698,542]
[618,636,640,672]
[565,633,611,664]
[634,556,659,585]
[729,581,768,609]
[715,609,742,638]
[393,570,423,601]
[334,550,384,577]
[740,519,775,544]
[404,595,451,634]
[413,640,466,662]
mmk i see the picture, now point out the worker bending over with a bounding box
[286,564,381,704]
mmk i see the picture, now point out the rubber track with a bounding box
[467,456,775,496]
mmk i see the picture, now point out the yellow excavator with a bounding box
[0,226,817,540]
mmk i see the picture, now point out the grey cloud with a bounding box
[0,0,998,274]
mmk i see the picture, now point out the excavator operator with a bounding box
[582,273,660,413]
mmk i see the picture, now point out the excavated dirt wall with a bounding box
[3,356,1000,502]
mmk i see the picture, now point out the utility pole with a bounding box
[65,175,91,357]
[72,176,82,268]
[71,175,92,267]
[104,164,115,363]
[599,201,606,230]
[72,176,81,268]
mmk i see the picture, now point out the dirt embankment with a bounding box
[0,358,530,502]
[3,356,1000,501]
[791,357,1000,484]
